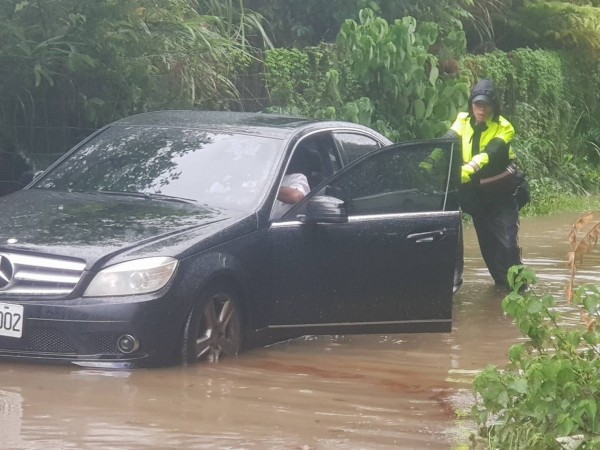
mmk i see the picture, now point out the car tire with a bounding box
[182,283,242,364]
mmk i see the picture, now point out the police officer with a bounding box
[447,79,523,289]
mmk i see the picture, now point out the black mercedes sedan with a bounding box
[0,110,462,368]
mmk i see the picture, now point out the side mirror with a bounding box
[298,195,347,224]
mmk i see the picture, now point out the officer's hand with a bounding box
[461,154,487,184]
[419,161,433,173]
[461,164,475,184]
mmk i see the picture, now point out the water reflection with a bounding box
[1,212,598,449]
[0,388,24,449]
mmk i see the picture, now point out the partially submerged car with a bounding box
[0,110,462,368]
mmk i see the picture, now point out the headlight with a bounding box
[84,257,178,297]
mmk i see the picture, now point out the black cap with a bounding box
[472,93,491,104]
[471,79,496,104]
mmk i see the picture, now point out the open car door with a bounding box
[263,139,461,338]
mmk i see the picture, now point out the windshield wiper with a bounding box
[97,190,197,204]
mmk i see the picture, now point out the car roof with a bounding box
[110,110,387,141]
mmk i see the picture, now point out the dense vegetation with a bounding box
[3,0,600,213]
[0,0,264,167]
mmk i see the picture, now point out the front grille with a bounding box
[0,330,120,355]
[83,333,118,354]
[0,328,77,354]
[28,328,77,353]
[0,252,85,297]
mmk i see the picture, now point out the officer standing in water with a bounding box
[446,79,524,289]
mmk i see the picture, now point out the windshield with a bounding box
[36,125,283,211]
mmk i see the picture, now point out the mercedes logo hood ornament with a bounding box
[0,255,14,289]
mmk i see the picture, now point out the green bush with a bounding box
[264,44,360,117]
[264,8,471,140]
[472,265,600,449]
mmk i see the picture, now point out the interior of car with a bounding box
[290,135,338,189]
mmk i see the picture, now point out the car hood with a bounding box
[0,189,243,265]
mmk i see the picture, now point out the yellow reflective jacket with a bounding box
[450,112,516,181]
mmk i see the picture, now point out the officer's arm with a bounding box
[484,138,512,168]
[462,139,511,181]
[462,119,515,183]
[420,129,461,173]
[441,129,460,140]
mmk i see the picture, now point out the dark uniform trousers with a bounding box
[470,194,522,286]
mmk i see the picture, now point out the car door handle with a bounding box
[406,230,446,243]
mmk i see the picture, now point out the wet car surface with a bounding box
[0,110,462,367]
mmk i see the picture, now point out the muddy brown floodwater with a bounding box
[1,213,598,450]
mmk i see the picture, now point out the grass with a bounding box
[522,193,600,217]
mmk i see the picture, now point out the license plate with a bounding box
[0,303,23,338]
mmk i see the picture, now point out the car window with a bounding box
[333,133,382,164]
[315,140,459,215]
[271,136,328,220]
[36,126,282,211]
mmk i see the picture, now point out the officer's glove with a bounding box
[461,164,475,184]
[419,148,444,174]
[461,153,488,184]
[419,161,433,173]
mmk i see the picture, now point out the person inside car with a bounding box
[273,149,311,218]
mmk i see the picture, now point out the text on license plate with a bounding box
[0,303,23,338]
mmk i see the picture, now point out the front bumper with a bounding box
[0,293,185,368]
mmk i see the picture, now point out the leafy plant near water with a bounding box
[471,212,600,449]
[336,9,471,140]
[265,8,471,140]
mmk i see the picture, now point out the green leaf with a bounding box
[583,399,597,423]
[557,366,575,385]
[541,294,556,308]
[414,99,426,120]
[508,378,528,394]
[497,389,510,407]
[67,53,97,71]
[441,85,454,98]
[341,102,359,122]
[526,298,543,314]
[429,64,439,86]
[556,416,576,437]
[508,344,525,364]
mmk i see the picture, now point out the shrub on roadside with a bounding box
[471,214,600,448]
